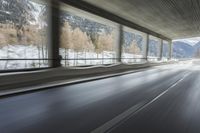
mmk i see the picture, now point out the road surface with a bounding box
[0,62,200,133]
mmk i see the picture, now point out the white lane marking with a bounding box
[91,102,145,133]
[91,72,191,133]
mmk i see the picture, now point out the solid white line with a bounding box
[91,102,145,133]
[91,72,191,133]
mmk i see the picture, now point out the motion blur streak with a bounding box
[0,61,200,133]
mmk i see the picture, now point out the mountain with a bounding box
[173,41,195,58]
[61,10,199,59]
[61,11,144,50]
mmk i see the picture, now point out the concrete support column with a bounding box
[169,40,173,60]
[159,39,163,61]
[116,25,123,63]
[143,34,149,62]
[48,0,61,67]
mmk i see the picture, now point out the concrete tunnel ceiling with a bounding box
[82,0,200,40]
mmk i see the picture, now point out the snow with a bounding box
[0,44,163,70]
[0,44,48,70]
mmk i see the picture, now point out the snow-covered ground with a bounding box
[59,49,117,66]
[0,45,164,70]
[0,44,48,70]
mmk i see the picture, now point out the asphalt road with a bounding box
[0,63,199,133]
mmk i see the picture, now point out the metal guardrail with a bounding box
[0,58,146,60]
[0,57,162,61]
[0,59,52,61]
[0,57,168,72]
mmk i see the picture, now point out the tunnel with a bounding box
[0,0,200,133]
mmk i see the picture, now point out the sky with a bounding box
[173,37,200,46]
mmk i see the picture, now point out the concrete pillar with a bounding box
[169,40,173,60]
[143,34,149,62]
[159,39,163,61]
[116,25,123,63]
[48,0,61,68]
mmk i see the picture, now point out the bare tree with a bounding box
[71,27,94,65]
[0,0,37,42]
